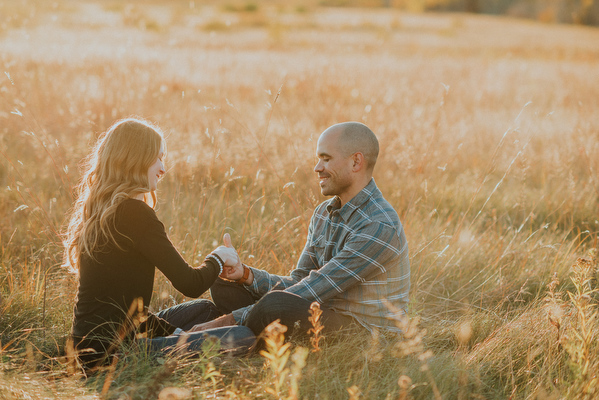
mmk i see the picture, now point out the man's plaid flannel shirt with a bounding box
[231,179,410,332]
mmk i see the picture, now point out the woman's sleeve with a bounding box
[118,200,219,298]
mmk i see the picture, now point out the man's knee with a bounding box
[210,278,255,314]
[210,278,233,298]
[245,291,309,335]
[252,291,302,314]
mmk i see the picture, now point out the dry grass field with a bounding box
[1,0,599,399]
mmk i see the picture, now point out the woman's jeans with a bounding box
[141,299,256,355]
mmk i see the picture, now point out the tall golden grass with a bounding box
[1,1,598,398]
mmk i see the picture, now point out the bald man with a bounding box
[192,122,410,339]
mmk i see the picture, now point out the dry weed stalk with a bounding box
[561,252,599,399]
[24,342,35,371]
[455,320,472,400]
[157,386,192,400]
[97,297,148,393]
[64,337,80,376]
[544,272,565,342]
[288,346,309,400]
[260,320,308,399]
[347,384,361,400]
[100,355,119,397]
[397,375,413,400]
[385,300,442,400]
[308,301,324,352]
[260,320,292,398]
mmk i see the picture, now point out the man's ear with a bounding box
[351,152,365,172]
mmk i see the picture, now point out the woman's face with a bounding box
[147,143,165,192]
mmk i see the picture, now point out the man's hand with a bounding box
[188,314,236,332]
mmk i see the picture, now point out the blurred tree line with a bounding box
[385,0,599,25]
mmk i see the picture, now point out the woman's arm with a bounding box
[118,199,220,298]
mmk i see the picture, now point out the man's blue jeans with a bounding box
[210,278,359,338]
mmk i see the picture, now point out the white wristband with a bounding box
[206,254,224,275]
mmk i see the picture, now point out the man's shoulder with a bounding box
[358,189,401,229]
[344,180,400,225]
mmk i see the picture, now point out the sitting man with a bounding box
[192,122,410,338]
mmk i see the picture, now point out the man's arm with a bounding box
[188,230,321,331]
[242,242,318,295]
[222,217,321,325]
[223,244,318,325]
[284,221,403,303]
[187,241,321,330]
[241,213,320,298]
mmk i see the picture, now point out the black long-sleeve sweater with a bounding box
[71,198,219,365]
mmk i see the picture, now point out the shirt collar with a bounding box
[326,178,378,221]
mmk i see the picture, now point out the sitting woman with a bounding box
[64,118,254,372]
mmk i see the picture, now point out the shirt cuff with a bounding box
[231,305,254,325]
[173,327,183,335]
[245,267,269,295]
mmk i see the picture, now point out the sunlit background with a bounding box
[1,1,598,398]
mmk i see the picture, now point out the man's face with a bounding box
[314,129,354,199]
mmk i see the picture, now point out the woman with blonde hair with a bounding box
[65,118,253,371]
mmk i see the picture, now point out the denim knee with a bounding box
[253,291,298,314]
[210,278,256,314]
[244,291,309,335]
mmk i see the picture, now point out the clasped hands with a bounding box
[211,233,244,281]
[185,234,245,333]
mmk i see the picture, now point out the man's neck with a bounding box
[338,176,372,207]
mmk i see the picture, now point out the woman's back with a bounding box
[72,198,220,365]
[72,199,158,342]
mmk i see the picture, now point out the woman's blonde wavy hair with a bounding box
[64,118,166,271]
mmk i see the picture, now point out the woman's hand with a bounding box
[211,233,244,280]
